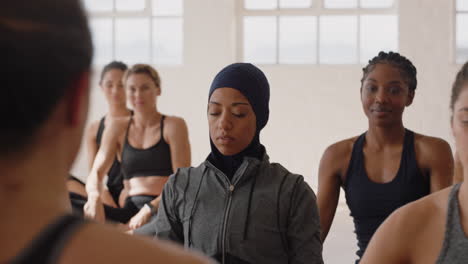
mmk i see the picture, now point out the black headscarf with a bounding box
[207,63,270,179]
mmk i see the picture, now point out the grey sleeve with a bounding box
[287,177,324,264]
[153,175,184,244]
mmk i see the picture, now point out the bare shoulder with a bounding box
[322,136,358,159]
[414,133,452,156]
[162,115,189,141]
[320,136,358,168]
[62,223,212,264]
[163,115,188,130]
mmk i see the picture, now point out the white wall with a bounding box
[70,0,462,262]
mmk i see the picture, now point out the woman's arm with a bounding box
[165,116,191,171]
[417,136,454,192]
[84,120,123,221]
[317,144,343,242]
[85,120,100,172]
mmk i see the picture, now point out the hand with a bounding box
[83,196,105,223]
[127,205,152,230]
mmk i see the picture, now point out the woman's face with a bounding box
[126,73,160,110]
[452,85,468,171]
[100,69,126,105]
[361,63,414,127]
[208,88,257,156]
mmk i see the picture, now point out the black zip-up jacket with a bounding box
[154,154,323,264]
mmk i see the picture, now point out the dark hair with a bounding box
[0,0,92,154]
[124,64,161,89]
[361,51,417,91]
[99,61,128,84]
[450,61,468,112]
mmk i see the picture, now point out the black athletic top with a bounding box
[10,215,87,264]
[96,116,124,202]
[121,115,173,179]
[344,129,430,261]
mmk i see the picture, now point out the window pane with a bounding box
[360,0,393,8]
[360,15,398,63]
[457,14,468,64]
[116,0,146,11]
[82,0,113,12]
[152,0,183,16]
[319,16,357,64]
[153,18,183,65]
[324,0,357,8]
[245,0,277,10]
[89,18,113,65]
[243,16,277,64]
[279,16,317,64]
[280,0,312,8]
[115,18,151,64]
[457,0,468,11]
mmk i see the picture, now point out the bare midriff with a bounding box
[122,175,169,198]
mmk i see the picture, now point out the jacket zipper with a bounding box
[222,184,235,264]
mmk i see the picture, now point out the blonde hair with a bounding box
[124,64,161,88]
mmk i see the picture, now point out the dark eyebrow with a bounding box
[209,101,249,107]
[387,81,403,85]
[458,107,468,112]
[232,102,249,106]
[365,78,403,85]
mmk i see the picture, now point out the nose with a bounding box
[375,88,388,104]
[218,112,233,131]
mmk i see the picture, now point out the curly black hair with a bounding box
[361,51,417,91]
[450,61,468,112]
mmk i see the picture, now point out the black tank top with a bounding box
[10,215,86,264]
[121,115,173,179]
[344,129,430,260]
[96,116,124,202]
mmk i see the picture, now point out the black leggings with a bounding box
[70,193,156,223]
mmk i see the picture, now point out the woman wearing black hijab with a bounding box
[154,63,323,264]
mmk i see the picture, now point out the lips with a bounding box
[371,107,391,113]
[217,135,235,144]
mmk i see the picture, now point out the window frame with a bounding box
[455,0,468,64]
[85,0,184,66]
[236,0,399,65]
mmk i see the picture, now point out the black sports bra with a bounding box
[120,115,173,179]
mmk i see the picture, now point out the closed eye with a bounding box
[233,113,246,118]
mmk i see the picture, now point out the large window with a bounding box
[239,0,398,64]
[456,0,468,64]
[83,0,183,66]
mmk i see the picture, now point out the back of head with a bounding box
[0,0,92,156]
